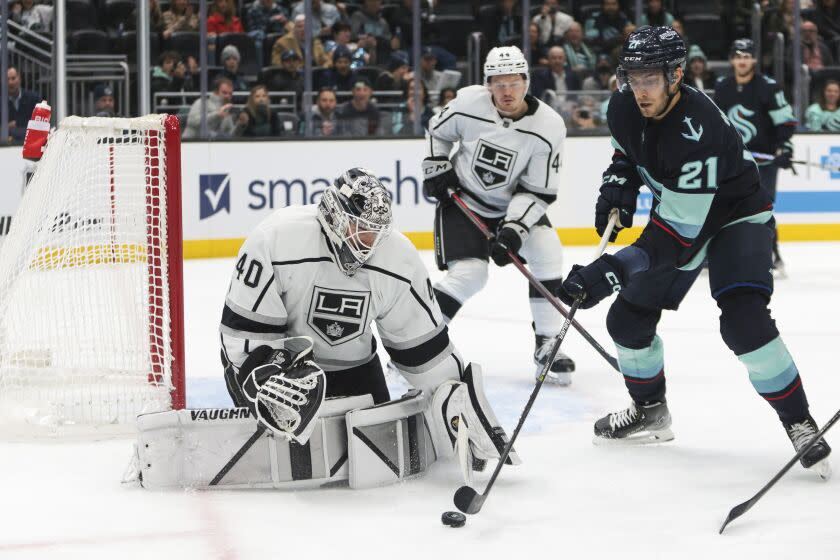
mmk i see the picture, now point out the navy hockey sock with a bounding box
[616,336,667,404]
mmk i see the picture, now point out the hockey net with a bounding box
[0,114,185,432]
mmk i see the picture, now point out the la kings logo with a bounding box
[472,139,517,190]
[307,286,371,345]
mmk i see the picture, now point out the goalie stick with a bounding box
[452,212,619,516]
[447,190,620,373]
[719,407,840,534]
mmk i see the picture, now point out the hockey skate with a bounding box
[784,415,832,480]
[593,401,675,445]
[534,334,575,386]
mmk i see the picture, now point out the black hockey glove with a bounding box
[422,156,461,201]
[595,176,638,242]
[773,144,796,173]
[490,222,527,267]
[557,254,624,310]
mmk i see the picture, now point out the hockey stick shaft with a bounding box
[453,218,617,515]
[447,190,620,372]
[751,151,840,172]
[719,407,840,533]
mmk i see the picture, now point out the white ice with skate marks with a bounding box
[2,244,840,559]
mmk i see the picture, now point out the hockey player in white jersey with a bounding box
[423,46,574,385]
[219,167,518,468]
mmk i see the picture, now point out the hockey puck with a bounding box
[441,511,467,528]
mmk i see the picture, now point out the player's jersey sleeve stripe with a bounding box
[514,184,556,204]
[270,257,333,266]
[361,264,438,327]
[432,112,495,131]
[514,129,554,189]
[252,275,275,312]
[221,304,288,338]
[384,326,451,369]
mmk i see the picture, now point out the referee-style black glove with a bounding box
[422,156,461,201]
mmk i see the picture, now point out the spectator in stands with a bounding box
[389,78,432,135]
[292,0,344,36]
[532,0,573,48]
[721,0,753,48]
[326,22,370,67]
[582,54,614,90]
[639,0,673,27]
[375,50,410,92]
[531,46,582,110]
[570,104,598,130]
[272,15,330,67]
[797,20,835,71]
[434,87,456,114]
[220,45,249,91]
[418,47,444,92]
[162,0,199,40]
[336,77,382,136]
[528,23,548,67]
[685,45,716,90]
[235,85,276,137]
[763,0,794,41]
[93,84,116,118]
[806,79,840,131]
[265,49,304,93]
[128,0,163,32]
[183,76,236,139]
[350,0,395,65]
[598,74,618,122]
[10,0,53,32]
[5,66,41,142]
[584,0,629,56]
[479,0,521,48]
[245,0,288,67]
[811,0,840,45]
[564,22,596,73]
[207,0,244,35]
[151,51,197,109]
[308,86,339,136]
[317,46,358,91]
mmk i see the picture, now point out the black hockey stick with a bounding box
[719,408,840,534]
[454,296,583,514]
[448,190,620,372]
[452,213,618,515]
[751,151,840,172]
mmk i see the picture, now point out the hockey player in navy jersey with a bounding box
[714,38,797,276]
[423,46,575,385]
[556,26,830,477]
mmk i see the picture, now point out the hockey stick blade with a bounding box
[719,407,840,534]
[454,485,485,514]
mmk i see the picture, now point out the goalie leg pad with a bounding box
[346,389,438,489]
[430,363,520,475]
[131,395,373,490]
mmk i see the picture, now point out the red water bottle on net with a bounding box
[22,101,52,162]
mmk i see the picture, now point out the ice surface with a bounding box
[2,243,839,559]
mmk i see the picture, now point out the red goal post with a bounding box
[0,114,185,429]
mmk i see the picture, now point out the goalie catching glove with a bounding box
[431,363,521,476]
[238,337,326,444]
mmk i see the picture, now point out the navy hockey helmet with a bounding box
[729,38,756,58]
[318,168,393,276]
[618,25,686,87]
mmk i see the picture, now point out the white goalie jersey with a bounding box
[426,85,566,228]
[220,204,461,391]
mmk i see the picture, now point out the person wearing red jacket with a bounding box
[207,0,244,34]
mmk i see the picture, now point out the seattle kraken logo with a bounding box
[727,104,757,144]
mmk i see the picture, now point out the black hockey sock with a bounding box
[433,288,461,322]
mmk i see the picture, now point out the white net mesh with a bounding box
[0,115,179,429]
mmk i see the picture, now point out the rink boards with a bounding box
[2,134,840,258]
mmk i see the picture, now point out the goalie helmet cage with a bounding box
[0,114,185,431]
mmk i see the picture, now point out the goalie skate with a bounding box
[593,401,674,445]
[784,415,832,480]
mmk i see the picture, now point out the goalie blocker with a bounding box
[128,354,517,489]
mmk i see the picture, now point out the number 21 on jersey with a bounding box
[678,157,718,189]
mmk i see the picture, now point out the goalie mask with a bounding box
[318,168,393,276]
